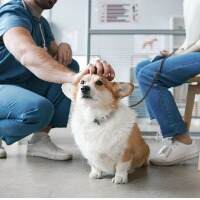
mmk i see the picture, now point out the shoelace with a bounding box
[156,130,163,142]
[158,138,178,158]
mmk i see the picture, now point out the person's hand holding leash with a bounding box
[160,50,173,57]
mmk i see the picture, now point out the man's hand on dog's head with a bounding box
[88,60,115,81]
[72,60,115,84]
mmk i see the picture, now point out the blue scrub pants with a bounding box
[136,52,200,138]
[0,60,79,145]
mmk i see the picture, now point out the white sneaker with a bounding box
[0,139,7,159]
[150,138,199,166]
[27,132,72,161]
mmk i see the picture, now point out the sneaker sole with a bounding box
[27,151,73,161]
[0,150,7,159]
[0,153,7,159]
[150,151,199,166]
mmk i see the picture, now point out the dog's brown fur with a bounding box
[122,124,150,168]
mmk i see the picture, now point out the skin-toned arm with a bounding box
[160,39,200,57]
[176,40,200,54]
[3,27,80,84]
[170,40,200,56]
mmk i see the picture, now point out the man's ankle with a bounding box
[29,131,48,144]
[173,134,192,145]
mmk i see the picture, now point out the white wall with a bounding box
[49,0,89,55]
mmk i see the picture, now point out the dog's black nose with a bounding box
[81,86,90,94]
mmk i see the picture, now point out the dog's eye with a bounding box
[95,80,103,86]
[80,80,85,85]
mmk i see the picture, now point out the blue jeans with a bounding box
[0,59,79,145]
[136,52,200,138]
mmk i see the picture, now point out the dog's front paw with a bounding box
[112,175,128,184]
[89,170,103,179]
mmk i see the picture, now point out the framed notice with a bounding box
[91,0,183,30]
[92,0,140,29]
[98,0,139,24]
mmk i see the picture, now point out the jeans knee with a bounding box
[20,98,54,129]
[135,65,141,80]
[135,60,151,79]
[136,67,153,86]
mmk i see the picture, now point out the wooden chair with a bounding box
[184,76,200,171]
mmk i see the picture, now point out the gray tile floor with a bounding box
[0,128,200,198]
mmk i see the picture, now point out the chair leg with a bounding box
[184,85,195,130]
[198,153,200,171]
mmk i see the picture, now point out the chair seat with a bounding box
[188,75,200,83]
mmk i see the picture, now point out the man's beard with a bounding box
[34,0,57,9]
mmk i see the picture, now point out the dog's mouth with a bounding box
[82,94,93,99]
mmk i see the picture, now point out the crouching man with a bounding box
[0,0,115,160]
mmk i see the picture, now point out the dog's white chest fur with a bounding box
[71,103,137,174]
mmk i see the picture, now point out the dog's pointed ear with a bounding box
[112,82,134,98]
[62,83,73,100]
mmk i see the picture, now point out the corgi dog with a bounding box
[62,74,149,184]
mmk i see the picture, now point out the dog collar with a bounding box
[93,111,115,126]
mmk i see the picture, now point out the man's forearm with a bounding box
[21,46,75,83]
[3,28,76,84]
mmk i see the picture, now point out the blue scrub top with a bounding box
[0,0,55,83]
